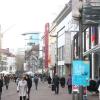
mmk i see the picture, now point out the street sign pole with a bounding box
[79,17,83,100]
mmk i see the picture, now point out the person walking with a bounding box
[52,73,60,94]
[0,76,3,100]
[60,77,65,88]
[34,74,39,90]
[17,75,28,100]
[25,75,32,100]
[47,75,52,87]
[4,75,10,90]
[67,74,72,94]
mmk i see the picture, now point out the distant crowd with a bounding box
[0,73,100,100]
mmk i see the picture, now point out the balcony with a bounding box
[82,2,100,24]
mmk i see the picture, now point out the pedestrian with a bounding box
[34,74,39,90]
[17,75,28,100]
[4,75,10,90]
[0,75,3,100]
[25,75,32,100]
[16,77,20,86]
[87,79,97,94]
[47,75,52,87]
[60,76,65,88]
[67,74,72,94]
[52,73,60,94]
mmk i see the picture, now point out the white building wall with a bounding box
[57,13,72,47]
[56,12,78,61]
[98,25,100,44]
[50,43,56,66]
[6,57,16,73]
[54,12,72,76]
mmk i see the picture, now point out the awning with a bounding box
[83,45,100,56]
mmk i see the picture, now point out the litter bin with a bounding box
[83,95,87,100]
[72,91,79,100]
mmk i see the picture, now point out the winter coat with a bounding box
[67,76,72,86]
[26,78,32,89]
[60,77,65,87]
[47,76,51,84]
[17,80,28,96]
[34,76,38,84]
[0,79,3,92]
[4,76,9,85]
[53,75,60,86]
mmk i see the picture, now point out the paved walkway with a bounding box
[1,81,99,100]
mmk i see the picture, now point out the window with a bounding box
[58,46,64,61]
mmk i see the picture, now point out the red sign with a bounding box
[44,23,49,68]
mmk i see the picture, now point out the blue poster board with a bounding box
[72,60,90,86]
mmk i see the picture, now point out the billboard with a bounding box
[72,60,90,86]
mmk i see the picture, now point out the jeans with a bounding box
[54,85,59,94]
[0,92,2,100]
[20,96,26,100]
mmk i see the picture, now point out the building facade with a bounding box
[46,0,100,79]
[0,48,16,74]
[49,0,74,77]
[72,0,100,80]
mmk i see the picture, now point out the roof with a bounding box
[0,49,15,57]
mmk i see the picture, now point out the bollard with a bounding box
[83,95,88,100]
[83,87,88,100]
[72,91,79,100]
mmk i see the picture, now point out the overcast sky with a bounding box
[0,0,68,52]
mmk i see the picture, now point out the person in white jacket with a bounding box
[17,75,28,100]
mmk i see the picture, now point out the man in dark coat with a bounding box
[87,79,97,93]
[34,74,39,90]
[4,75,10,90]
[67,74,72,94]
[25,75,32,100]
[60,77,65,88]
[47,75,51,87]
[0,76,3,100]
[53,73,60,94]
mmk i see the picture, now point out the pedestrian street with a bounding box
[1,81,72,100]
[1,81,98,100]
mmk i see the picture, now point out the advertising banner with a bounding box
[72,60,90,86]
